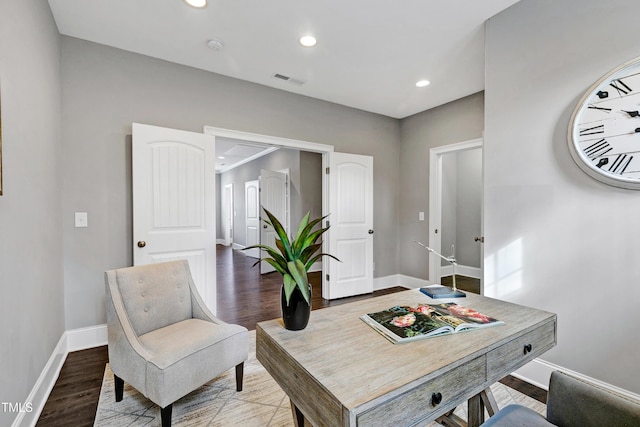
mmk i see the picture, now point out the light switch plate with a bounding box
[419,211,425,221]
[75,212,88,228]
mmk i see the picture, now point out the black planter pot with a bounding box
[281,284,312,331]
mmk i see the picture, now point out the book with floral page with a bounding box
[360,303,504,344]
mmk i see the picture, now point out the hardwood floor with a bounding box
[36,245,545,426]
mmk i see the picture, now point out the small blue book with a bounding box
[420,286,466,299]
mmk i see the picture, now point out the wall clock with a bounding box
[568,56,640,189]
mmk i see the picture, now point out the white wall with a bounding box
[0,2,64,425]
[485,0,640,394]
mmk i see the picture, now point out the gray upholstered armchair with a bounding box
[482,370,640,426]
[105,260,248,427]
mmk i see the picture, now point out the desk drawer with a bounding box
[357,356,486,427]
[487,319,556,380]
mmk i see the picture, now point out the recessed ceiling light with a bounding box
[185,0,207,8]
[299,35,317,47]
[416,80,431,88]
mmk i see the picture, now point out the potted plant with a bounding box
[244,207,339,330]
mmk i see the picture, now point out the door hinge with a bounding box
[326,220,330,228]
[326,274,330,282]
[325,167,330,174]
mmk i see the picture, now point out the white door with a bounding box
[244,180,260,258]
[223,183,233,246]
[326,152,374,299]
[260,169,288,274]
[132,123,217,312]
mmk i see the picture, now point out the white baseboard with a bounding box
[374,274,430,290]
[15,325,108,427]
[441,264,481,279]
[12,334,67,427]
[513,358,640,401]
[66,324,108,352]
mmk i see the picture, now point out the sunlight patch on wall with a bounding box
[484,238,523,298]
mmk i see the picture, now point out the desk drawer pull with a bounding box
[431,392,443,406]
[523,344,532,354]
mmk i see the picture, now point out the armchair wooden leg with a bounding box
[161,404,173,427]
[235,362,244,391]
[114,375,124,402]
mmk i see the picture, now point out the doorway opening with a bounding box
[205,126,333,299]
[429,138,483,294]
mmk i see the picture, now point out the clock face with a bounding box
[568,57,640,189]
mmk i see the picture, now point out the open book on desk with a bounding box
[361,302,504,344]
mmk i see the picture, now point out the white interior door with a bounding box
[223,183,233,246]
[326,152,374,299]
[244,180,260,258]
[260,169,288,274]
[132,123,217,312]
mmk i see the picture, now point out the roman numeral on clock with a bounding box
[579,124,604,137]
[587,104,611,113]
[584,139,612,160]
[610,78,632,96]
[608,154,633,175]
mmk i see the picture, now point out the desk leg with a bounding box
[467,388,500,427]
[290,399,306,427]
[468,394,484,427]
[480,388,499,417]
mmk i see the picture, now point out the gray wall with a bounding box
[61,36,400,329]
[399,92,485,279]
[485,0,640,394]
[0,2,64,425]
[217,148,316,245]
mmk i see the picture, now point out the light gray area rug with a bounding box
[94,330,546,427]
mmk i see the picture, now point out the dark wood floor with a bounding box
[36,245,545,426]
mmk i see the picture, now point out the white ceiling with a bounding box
[48,0,520,120]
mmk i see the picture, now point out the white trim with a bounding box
[12,335,67,427]
[204,126,334,155]
[440,264,481,280]
[513,358,640,402]
[428,138,483,285]
[66,324,108,352]
[374,273,430,291]
[15,324,107,427]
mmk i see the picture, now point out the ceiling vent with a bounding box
[272,73,305,86]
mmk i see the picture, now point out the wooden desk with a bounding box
[256,290,556,427]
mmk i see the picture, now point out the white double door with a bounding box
[132,124,374,308]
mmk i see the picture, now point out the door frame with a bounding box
[223,183,233,246]
[204,126,335,296]
[428,138,483,291]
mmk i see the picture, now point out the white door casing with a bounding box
[203,126,375,300]
[132,123,217,312]
[428,138,483,289]
[223,183,233,246]
[327,152,374,299]
[244,180,260,258]
[260,169,288,274]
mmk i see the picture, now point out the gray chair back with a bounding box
[547,371,640,427]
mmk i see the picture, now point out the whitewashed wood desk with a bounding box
[256,289,556,427]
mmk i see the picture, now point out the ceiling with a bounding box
[48,0,520,120]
